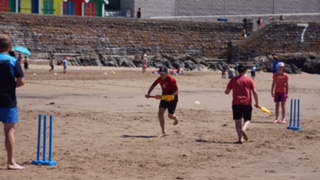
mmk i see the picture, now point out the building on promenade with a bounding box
[0,0,319,18]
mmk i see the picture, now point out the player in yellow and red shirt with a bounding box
[145,66,179,136]
[271,62,289,124]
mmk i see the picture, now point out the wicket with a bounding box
[287,99,302,131]
[32,114,57,166]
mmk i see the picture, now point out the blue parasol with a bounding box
[13,46,32,56]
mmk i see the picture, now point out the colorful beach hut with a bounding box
[1,0,106,16]
[63,0,106,16]
[0,0,14,12]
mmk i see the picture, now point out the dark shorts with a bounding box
[251,71,256,77]
[274,92,288,103]
[232,105,252,121]
[0,107,19,124]
[159,100,178,114]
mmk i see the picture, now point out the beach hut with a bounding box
[83,0,106,17]
[41,0,65,15]
[1,0,106,16]
[63,0,81,15]
[0,0,16,12]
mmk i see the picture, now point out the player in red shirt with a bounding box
[271,62,289,123]
[145,67,179,136]
[225,64,260,144]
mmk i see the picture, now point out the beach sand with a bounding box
[0,64,319,180]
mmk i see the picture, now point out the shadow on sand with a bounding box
[251,121,274,124]
[195,139,238,144]
[121,134,158,139]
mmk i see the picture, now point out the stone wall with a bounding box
[0,13,245,58]
[0,13,319,65]
[233,21,320,61]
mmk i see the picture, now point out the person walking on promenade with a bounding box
[225,64,260,144]
[136,8,141,18]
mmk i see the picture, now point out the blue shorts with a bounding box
[0,107,19,124]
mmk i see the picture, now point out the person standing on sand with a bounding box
[251,65,256,79]
[141,51,148,73]
[225,64,260,144]
[49,54,54,72]
[0,34,25,170]
[271,62,289,124]
[228,65,236,79]
[23,56,29,71]
[63,57,68,74]
[145,66,179,136]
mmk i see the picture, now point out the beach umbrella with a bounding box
[13,46,32,56]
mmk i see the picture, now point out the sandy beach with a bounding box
[0,64,319,180]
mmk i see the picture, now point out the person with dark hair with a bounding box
[225,64,260,144]
[49,54,54,72]
[23,56,29,71]
[0,34,25,170]
[136,8,141,18]
[279,15,285,21]
[145,66,179,136]
[256,17,264,30]
[242,18,248,32]
[17,54,22,64]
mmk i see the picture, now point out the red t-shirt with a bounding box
[273,72,288,93]
[152,75,178,101]
[227,75,256,106]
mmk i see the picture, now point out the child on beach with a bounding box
[225,64,260,144]
[271,62,289,123]
[145,66,179,136]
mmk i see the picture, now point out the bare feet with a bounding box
[159,132,168,137]
[173,116,179,125]
[241,130,248,141]
[7,163,25,170]
[234,141,243,144]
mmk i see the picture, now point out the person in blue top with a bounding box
[0,34,25,170]
[272,55,279,74]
